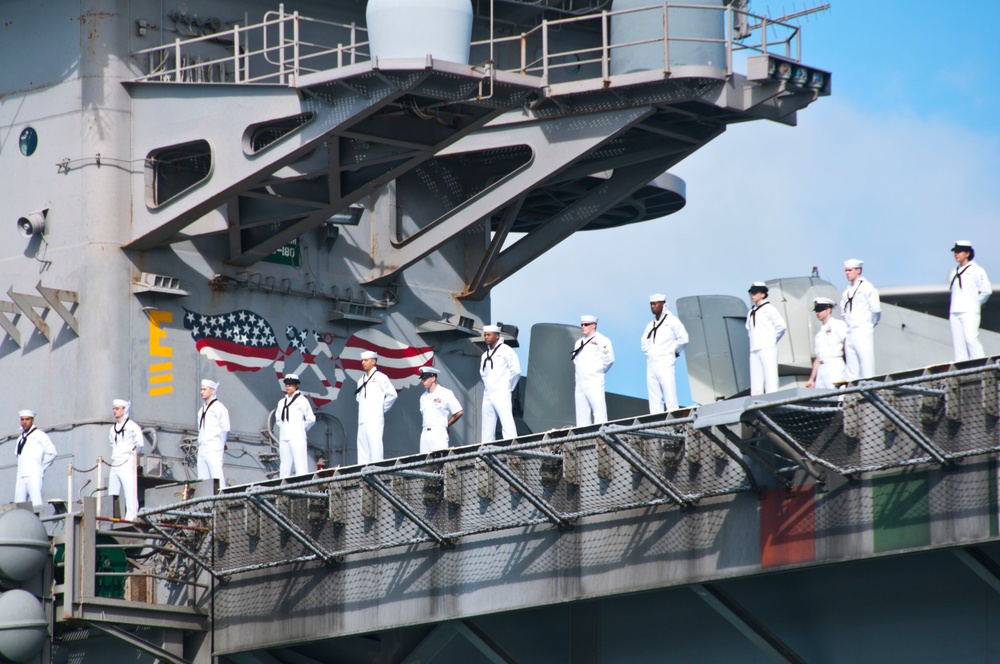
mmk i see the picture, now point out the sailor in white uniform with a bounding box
[480,324,521,442]
[109,399,144,521]
[573,315,615,425]
[949,240,992,361]
[746,282,786,395]
[276,374,316,477]
[641,293,689,413]
[355,351,397,464]
[14,409,56,507]
[806,297,848,390]
[196,378,230,489]
[840,258,881,381]
[418,366,463,454]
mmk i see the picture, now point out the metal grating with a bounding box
[140,360,1000,580]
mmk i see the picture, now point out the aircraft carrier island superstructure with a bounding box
[9,2,999,664]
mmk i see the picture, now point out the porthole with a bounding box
[19,127,38,156]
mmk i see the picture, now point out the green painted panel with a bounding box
[872,469,930,553]
[263,238,300,267]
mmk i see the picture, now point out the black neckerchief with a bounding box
[482,342,502,372]
[646,313,668,341]
[572,337,595,360]
[199,399,217,430]
[114,418,130,441]
[951,264,971,290]
[844,280,863,312]
[281,392,300,421]
[354,371,378,398]
[17,427,35,456]
[749,301,770,326]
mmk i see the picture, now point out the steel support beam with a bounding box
[953,546,1000,596]
[480,448,570,528]
[249,494,338,564]
[463,155,680,299]
[83,620,192,664]
[692,584,807,664]
[362,471,453,546]
[142,517,222,582]
[753,411,832,482]
[600,432,690,506]
[862,390,949,464]
[467,196,526,295]
[364,106,654,286]
[400,621,514,664]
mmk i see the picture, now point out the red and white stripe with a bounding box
[196,338,282,373]
[341,329,434,391]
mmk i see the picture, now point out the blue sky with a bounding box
[493,0,1000,404]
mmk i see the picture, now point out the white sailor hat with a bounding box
[951,240,973,252]
[813,297,836,311]
[18,410,36,419]
[649,293,666,303]
[580,314,598,324]
[843,258,864,269]
[112,399,128,408]
[359,350,378,361]
[200,379,219,390]
[747,282,768,294]
[283,373,301,384]
[482,324,502,334]
[418,366,440,378]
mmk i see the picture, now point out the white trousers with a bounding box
[14,475,43,506]
[575,383,608,426]
[749,346,778,396]
[815,358,846,390]
[482,390,516,442]
[419,427,449,454]
[108,458,139,522]
[951,312,984,361]
[197,447,227,489]
[845,330,875,381]
[279,437,309,477]
[357,421,384,465]
[647,358,678,413]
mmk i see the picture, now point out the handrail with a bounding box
[132,2,370,85]
[129,1,804,87]
[136,360,1000,578]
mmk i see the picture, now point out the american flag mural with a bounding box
[183,309,283,372]
[340,328,434,391]
[273,326,344,408]
[183,310,434,405]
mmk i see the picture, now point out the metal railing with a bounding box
[140,413,751,579]
[746,360,1000,480]
[132,4,368,85]
[129,2,803,87]
[470,2,800,83]
[138,359,1000,580]
[50,498,208,630]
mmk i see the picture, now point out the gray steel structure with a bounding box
[0,1,840,662]
[48,357,1000,664]
[0,0,824,514]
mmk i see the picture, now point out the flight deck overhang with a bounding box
[130,358,1000,654]
[124,58,541,260]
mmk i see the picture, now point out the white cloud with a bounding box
[493,96,1000,400]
